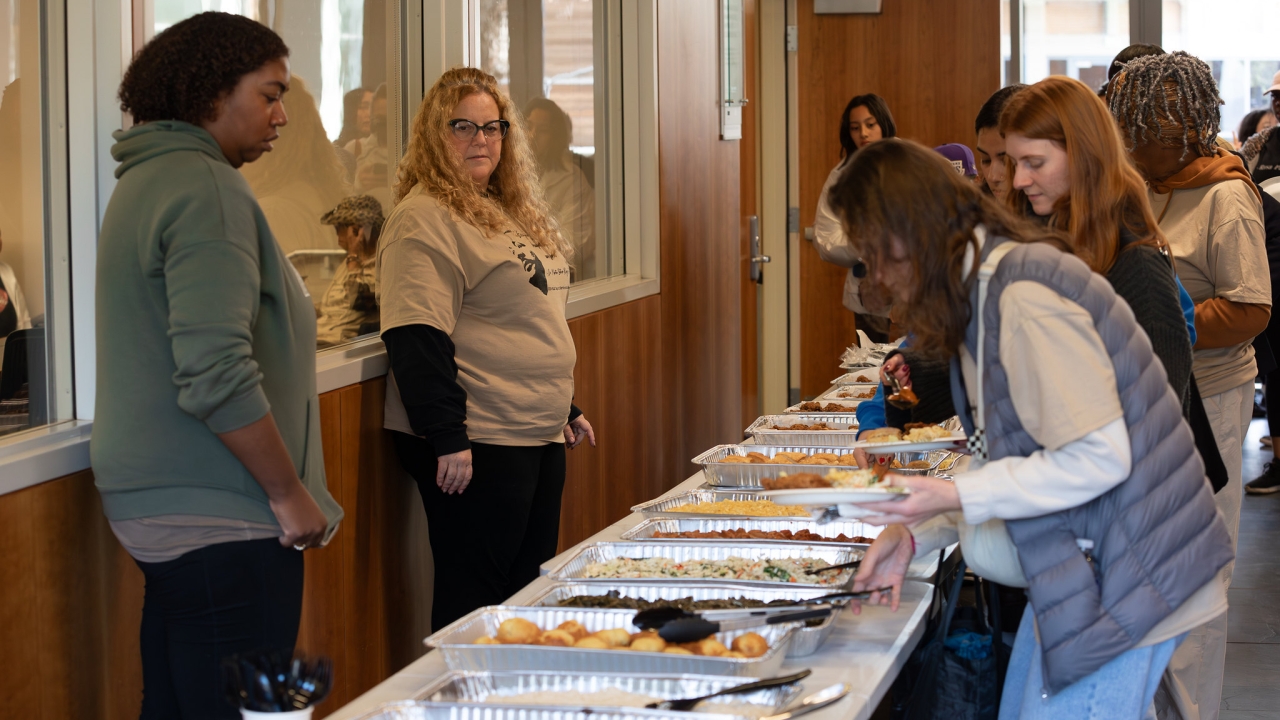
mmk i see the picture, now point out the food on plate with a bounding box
[760,472,830,489]
[907,460,933,469]
[774,451,808,462]
[650,527,874,543]
[580,555,852,585]
[837,453,860,465]
[860,427,903,443]
[472,617,777,656]
[746,452,772,463]
[797,401,859,412]
[836,387,876,399]
[732,632,769,658]
[496,617,542,644]
[767,422,835,431]
[669,499,808,516]
[761,468,884,490]
[904,424,951,442]
[854,374,874,382]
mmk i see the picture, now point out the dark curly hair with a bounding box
[119,12,289,125]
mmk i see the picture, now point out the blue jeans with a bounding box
[1000,605,1184,720]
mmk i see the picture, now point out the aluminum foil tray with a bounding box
[831,372,880,386]
[527,581,857,658]
[414,670,801,715]
[631,490,811,518]
[548,541,859,589]
[745,415,861,447]
[815,384,879,403]
[783,400,861,414]
[886,450,953,476]
[620,517,878,546]
[692,445,863,488]
[423,606,794,677]
[357,702,736,720]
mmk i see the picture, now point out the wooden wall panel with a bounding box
[561,294,665,550]
[796,0,1001,396]
[658,0,745,481]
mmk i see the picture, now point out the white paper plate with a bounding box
[859,434,968,453]
[756,488,911,505]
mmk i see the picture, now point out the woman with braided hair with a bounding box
[1109,50,1270,720]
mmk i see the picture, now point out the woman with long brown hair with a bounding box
[835,139,1230,719]
[999,76,1194,405]
[377,67,595,630]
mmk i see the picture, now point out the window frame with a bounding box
[1006,0,1165,86]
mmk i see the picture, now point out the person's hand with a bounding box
[269,483,328,549]
[880,353,911,390]
[853,447,872,470]
[437,449,473,494]
[850,524,914,613]
[854,474,961,526]
[564,416,597,449]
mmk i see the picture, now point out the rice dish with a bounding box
[580,556,851,585]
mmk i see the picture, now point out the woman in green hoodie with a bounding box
[93,12,342,719]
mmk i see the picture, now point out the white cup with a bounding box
[241,708,314,720]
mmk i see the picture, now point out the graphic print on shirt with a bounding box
[507,235,549,295]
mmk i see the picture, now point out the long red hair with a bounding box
[999,76,1165,273]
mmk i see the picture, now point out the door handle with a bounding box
[749,215,768,283]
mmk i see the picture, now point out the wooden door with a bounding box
[740,0,761,430]
[793,0,1000,398]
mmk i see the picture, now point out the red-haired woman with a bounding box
[999,76,1194,405]
[834,139,1231,719]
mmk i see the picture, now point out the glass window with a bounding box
[1021,0,1130,91]
[148,0,399,350]
[479,0,618,284]
[1162,0,1280,146]
[0,0,56,437]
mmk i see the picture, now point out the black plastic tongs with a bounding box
[631,587,893,632]
[656,607,835,644]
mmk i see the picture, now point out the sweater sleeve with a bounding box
[1107,246,1193,404]
[813,165,859,268]
[382,323,471,456]
[855,384,887,436]
[1193,298,1270,349]
[164,234,270,434]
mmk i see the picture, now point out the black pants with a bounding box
[393,433,567,631]
[134,537,304,720]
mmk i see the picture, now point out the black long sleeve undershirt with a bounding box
[382,324,471,457]
[383,324,584,457]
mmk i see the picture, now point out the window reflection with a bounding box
[481,0,609,283]
[0,0,49,436]
[153,0,392,350]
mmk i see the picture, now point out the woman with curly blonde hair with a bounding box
[378,67,594,629]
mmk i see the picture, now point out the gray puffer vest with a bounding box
[948,237,1233,694]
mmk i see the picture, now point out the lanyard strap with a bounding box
[967,232,1017,462]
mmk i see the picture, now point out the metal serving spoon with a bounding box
[646,670,812,711]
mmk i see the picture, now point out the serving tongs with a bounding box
[883,372,919,410]
[633,587,892,630]
[646,669,812,711]
[656,607,834,644]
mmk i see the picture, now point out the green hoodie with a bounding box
[92,121,343,535]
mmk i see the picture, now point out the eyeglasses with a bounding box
[448,118,510,140]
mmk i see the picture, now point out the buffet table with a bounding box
[324,468,951,720]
